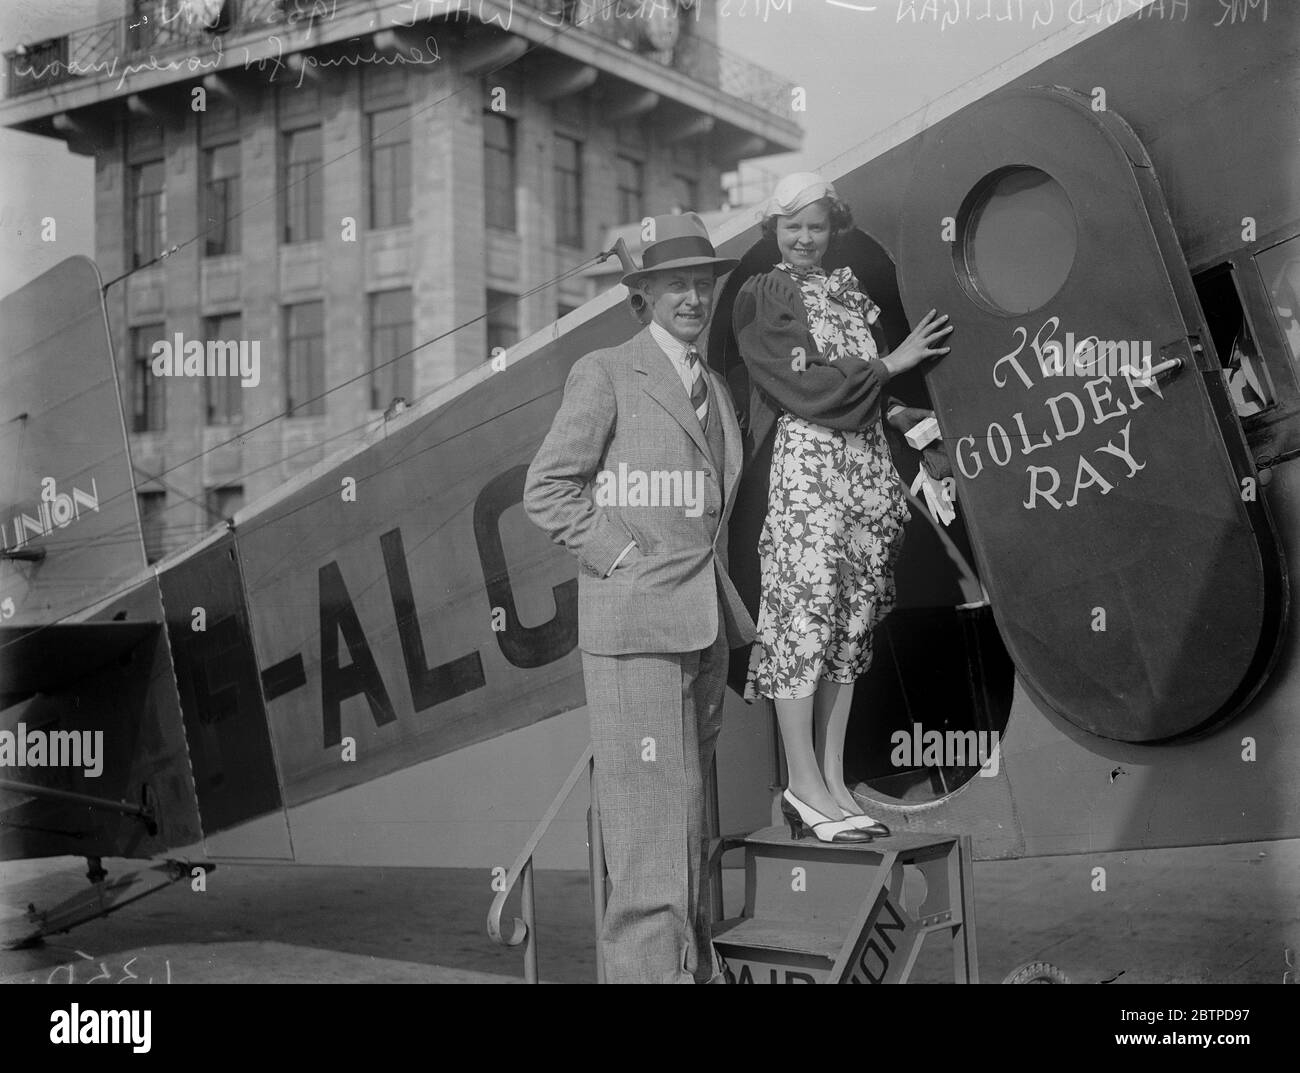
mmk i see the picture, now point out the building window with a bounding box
[131,159,165,267]
[483,111,517,231]
[486,290,518,355]
[138,490,166,564]
[554,135,584,248]
[369,106,411,229]
[283,127,323,243]
[202,142,240,256]
[369,289,414,410]
[284,301,325,416]
[130,324,165,432]
[616,155,645,225]
[205,484,244,523]
[671,173,698,214]
[203,313,244,425]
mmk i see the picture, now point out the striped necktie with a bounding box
[685,344,709,431]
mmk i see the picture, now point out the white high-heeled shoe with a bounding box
[780,790,872,843]
[837,805,891,838]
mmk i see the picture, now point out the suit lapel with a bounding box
[633,328,712,462]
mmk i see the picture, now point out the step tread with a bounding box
[713,916,846,959]
[741,824,956,854]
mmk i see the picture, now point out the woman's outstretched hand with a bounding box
[880,310,952,379]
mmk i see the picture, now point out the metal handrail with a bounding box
[488,741,739,982]
[486,742,596,983]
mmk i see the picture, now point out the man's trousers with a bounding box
[581,621,730,984]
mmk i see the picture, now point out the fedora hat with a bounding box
[621,212,739,288]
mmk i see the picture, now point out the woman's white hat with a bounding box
[762,171,839,219]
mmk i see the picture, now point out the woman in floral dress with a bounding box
[733,172,952,843]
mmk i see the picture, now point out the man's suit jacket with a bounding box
[524,326,757,656]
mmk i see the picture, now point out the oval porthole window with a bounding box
[956,166,1078,315]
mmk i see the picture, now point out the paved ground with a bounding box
[2,838,1297,984]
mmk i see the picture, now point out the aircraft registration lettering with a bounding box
[318,557,398,748]
[379,527,486,716]
[316,527,488,748]
[473,465,578,669]
[262,468,578,752]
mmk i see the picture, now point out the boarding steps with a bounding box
[710,826,978,984]
[487,747,981,983]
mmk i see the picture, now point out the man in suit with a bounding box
[524,213,756,984]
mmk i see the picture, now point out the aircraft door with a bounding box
[896,87,1287,743]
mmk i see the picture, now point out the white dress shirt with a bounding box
[648,320,700,396]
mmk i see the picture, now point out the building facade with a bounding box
[2,0,801,561]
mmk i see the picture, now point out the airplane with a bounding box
[2,0,1297,982]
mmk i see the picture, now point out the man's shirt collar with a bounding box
[648,320,696,365]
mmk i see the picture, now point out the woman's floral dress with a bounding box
[744,262,911,701]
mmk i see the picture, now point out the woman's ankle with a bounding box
[786,778,840,816]
[825,780,860,812]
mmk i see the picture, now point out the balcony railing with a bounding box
[673,32,793,117]
[526,0,796,116]
[3,1,369,98]
[6,1,273,94]
[4,0,797,127]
